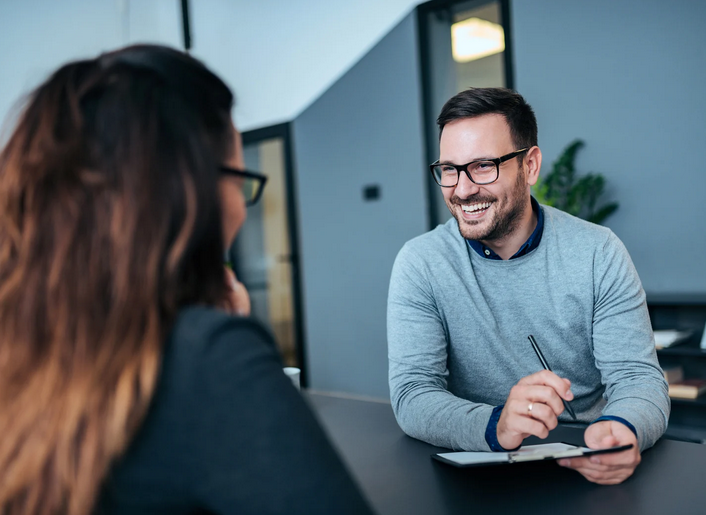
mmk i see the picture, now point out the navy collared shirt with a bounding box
[467,196,544,260]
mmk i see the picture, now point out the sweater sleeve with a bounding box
[187,317,376,515]
[591,232,670,451]
[387,244,495,451]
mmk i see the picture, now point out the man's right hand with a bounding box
[496,370,574,450]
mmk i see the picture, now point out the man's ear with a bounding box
[524,146,542,186]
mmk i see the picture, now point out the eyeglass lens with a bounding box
[432,161,498,186]
[241,177,262,205]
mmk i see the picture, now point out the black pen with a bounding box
[527,335,577,421]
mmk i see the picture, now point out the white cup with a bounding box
[283,367,301,391]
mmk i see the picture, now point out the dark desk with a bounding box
[307,392,706,515]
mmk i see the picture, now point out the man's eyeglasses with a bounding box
[430,148,529,187]
[219,166,268,206]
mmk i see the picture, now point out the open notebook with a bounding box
[433,442,633,468]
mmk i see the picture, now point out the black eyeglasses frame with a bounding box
[219,166,268,206]
[429,147,529,187]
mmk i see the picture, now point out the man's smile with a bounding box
[460,201,493,219]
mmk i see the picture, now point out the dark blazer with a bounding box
[98,306,374,515]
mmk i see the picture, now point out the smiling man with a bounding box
[387,88,670,485]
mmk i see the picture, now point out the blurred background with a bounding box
[1,0,705,402]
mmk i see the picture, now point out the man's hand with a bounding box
[223,266,251,316]
[496,370,573,450]
[558,420,640,485]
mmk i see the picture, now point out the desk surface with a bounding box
[307,392,706,515]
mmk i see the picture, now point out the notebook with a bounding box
[433,442,633,468]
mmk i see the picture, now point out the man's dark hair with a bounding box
[437,88,538,152]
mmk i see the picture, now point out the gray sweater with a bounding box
[387,205,669,452]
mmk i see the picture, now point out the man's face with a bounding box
[439,114,531,243]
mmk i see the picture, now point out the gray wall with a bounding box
[512,0,706,294]
[293,11,427,399]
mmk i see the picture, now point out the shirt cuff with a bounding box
[485,405,521,452]
[591,415,638,438]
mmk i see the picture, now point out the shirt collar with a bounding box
[467,197,544,260]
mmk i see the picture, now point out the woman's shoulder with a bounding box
[170,305,275,350]
[171,305,272,342]
[98,308,287,511]
[162,305,280,385]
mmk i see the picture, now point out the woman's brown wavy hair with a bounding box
[0,45,234,514]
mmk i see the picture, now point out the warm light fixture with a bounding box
[451,17,505,63]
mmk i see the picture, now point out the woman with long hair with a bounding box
[0,45,374,515]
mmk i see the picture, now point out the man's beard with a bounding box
[447,169,529,243]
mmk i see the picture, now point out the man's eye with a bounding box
[440,165,457,173]
[475,162,494,172]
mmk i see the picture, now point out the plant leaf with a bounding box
[588,203,619,225]
[533,140,618,225]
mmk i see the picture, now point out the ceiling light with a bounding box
[451,17,505,63]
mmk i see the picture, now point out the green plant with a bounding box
[532,139,619,225]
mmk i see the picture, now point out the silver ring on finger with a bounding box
[527,402,533,415]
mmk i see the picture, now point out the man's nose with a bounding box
[454,170,480,198]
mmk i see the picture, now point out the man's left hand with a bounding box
[557,420,640,485]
